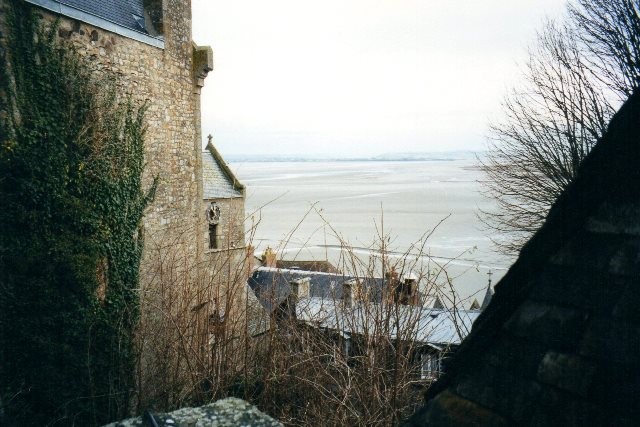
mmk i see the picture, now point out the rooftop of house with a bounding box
[293,297,480,347]
[406,90,640,426]
[248,266,456,314]
[202,139,245,200]
[275,259,340,274]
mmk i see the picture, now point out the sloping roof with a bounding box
[202,141,245,199]
[60,0,146,33]
[276,259,340,274]
[249,266,452,313]
[248,266,385,313]
[406,91,640,425]
[423,294,444,309]
[25,0,164,47]
[294,297,480,346]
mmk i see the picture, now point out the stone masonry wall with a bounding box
[202,196,249,328]
[203,197,246,252]
[0,0,217,409]
[31,0,204,275]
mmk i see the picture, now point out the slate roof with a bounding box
[202,142,244,199]
[47,0,151,35]
[248,265,481,346]
[248,266,385,313]
[276,259,340,273]
[405,91,640,426]
[294,297,480,346]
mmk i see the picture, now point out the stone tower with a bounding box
[1,0,242,407]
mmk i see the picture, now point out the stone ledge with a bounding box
[104,398,282,427]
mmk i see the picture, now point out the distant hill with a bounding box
[225,151,481,163]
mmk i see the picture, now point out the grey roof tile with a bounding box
[202,143,244,199]
[58,0,149,34]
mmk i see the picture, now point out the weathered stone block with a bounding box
[504,300,587,350]
[612,279,640,321]
[531,264,621,317]
[483,335,546,380]
[608,239,640,277]
[528,387,605,427]
[406,390,507,427]
[456,365,542,424]
[536,351,595,397]
[103,397,282,426]
[580,317,640,366]
[550,232,626,272]
[586,202,640,237]
[589,361,640,416]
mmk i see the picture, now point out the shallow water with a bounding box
[229,160,514,305]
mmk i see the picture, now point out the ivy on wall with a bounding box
[0,3,155,425]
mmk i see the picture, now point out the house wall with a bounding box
[202,196,248,320]
[4,0,206,280]
[0,0,244,407]
[203,197,246,252]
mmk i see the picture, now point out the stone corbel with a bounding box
[193,44,213,87]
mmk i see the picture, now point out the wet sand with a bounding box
[229,159,514,305]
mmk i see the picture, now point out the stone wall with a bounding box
[203,197,246,252]
[0,0,225,409]
[202,196,249,332]
[30,0,205,274]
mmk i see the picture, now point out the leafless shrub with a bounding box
[133,206,475,427]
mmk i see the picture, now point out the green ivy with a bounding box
[0,3,156,425]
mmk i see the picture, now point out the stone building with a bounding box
[201,136,249,324]
[2,0,249,406]
[406,91,640,425]
[202,136,246,254]
[13,0,214,264]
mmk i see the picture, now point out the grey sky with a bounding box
[192,0,565,158]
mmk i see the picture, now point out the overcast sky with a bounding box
[192,0,566,158]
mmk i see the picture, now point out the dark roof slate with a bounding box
[406,90,640,426]
[248,267,385,313]
[249,267,447,314]
[58,0,149,34]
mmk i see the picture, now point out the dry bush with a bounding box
[133,205,473,427]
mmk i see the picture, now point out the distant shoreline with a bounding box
[226,153,482,163]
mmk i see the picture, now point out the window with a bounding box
[421,353,442,380]
[209,223,218,249]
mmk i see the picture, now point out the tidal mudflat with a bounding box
[230,159,514,304]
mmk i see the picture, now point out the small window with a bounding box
[421,353,441,379]
[209,223,218,249]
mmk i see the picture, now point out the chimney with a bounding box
[290,277,310,300]
[385,266,400,304]
[262,247,277,268]
[403,275,419,306]
[342,279,356,307]
[286,277,310,319]
[246,245,256,276]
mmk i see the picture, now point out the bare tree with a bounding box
[571,0,640,97]
[480,0,639,254]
